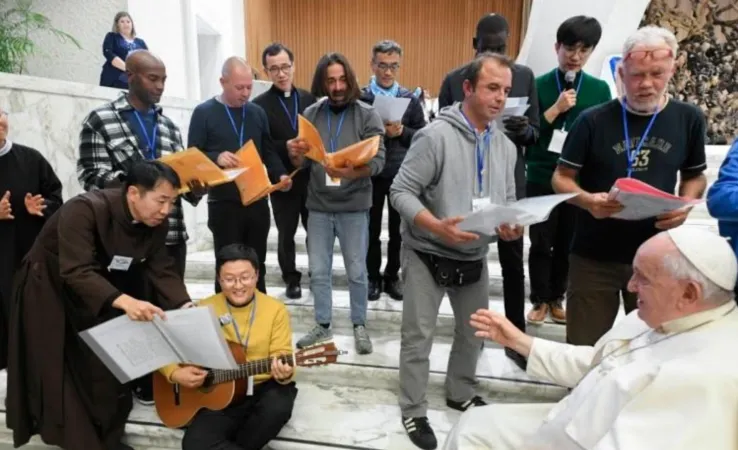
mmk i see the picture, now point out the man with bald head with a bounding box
[552,26,707,346]
[444,228,738,449]
[77,49,205,404]
[189,56,290,294]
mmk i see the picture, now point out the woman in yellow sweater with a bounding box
[160,244,297,450]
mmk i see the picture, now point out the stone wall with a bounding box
[643,0,737,144]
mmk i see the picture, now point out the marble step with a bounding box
[185,282,571,341]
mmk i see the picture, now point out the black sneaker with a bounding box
[368,280,381,301]
[446,395,486,412]
[402,416,437,450]
[132,384,154,406]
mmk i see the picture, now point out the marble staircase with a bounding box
[0,145,728,449]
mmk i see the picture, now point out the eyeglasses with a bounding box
[220,273,257,287]
[375,63,400,72]
[267,64,293,75]
[624,49,673,61]
[562,45,593,57]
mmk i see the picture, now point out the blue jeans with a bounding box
[307,210,369,325]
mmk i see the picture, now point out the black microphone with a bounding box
[564,70,576,91]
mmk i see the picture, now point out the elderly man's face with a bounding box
[619,42,675,112]
[628,235,698,328]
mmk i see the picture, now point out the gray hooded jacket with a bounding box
[390,103,518,261]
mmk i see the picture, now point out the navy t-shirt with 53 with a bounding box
[558,98,707,264]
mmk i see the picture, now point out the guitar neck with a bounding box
[209,354,294,385]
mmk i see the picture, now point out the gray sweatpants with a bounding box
[398,246,489,417]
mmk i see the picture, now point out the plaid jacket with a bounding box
[77,94,194,245]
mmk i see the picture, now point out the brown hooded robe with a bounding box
[6,188,190,450]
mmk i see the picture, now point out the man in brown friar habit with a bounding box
[6,161,195,450]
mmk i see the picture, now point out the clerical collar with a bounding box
[0,139,12,158]
[226,293,256,308]
[658,300,737,334]
[269,84,294,97]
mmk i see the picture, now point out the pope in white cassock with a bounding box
[444,227,738,450]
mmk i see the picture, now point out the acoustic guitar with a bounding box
[153,340,345,428]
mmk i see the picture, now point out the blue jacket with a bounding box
[99,32,148,88]
[706,138,738,282]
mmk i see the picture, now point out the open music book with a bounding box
[79,306,238,384]
[459,193,578,234]
[233,140,299,206]
[608,178,703,221]
[159,148,246,194]
[297,115,380,169]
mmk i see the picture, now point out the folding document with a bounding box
[459,193,578,234]
[79,306,238,384]
[159,148,245,194]
[608,178,702,221]
[297,115,380,169]
[233,140,299,206]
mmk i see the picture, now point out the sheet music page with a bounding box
[610,190,694,220]
[373,95,411,123]
[459,193,578,234]
[159,306,238,370]
[79,316,180,384]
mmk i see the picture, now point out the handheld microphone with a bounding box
[564,71,576,92]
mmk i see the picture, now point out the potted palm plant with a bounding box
[0,0,80,74]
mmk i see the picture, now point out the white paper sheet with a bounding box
[372,95,411,123]
[224,168,248,180]
[459,193,578,234]
[79,306,237,384]
[609,189,698,221]
[506,97,528,107]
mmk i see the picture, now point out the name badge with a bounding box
[472,197,490,213]
[218,313,233,326]
[108,255,133,271]
[247,376,254,396]
[548,129,568,154]
[325,173,341,187]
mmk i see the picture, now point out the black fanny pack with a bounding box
[414,250,484,287]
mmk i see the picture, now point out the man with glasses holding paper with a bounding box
[525,16,611,326]
[360,40,426,302]
[552,26,707,346]
[253,44,316,300]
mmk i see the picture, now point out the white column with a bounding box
[181,0,202,101]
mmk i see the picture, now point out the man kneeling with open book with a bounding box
[160,244,297,450]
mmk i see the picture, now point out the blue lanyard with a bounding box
[278,92,299,132]
[226,297,257,355]
[224,104,246,147]
[460,109,491,197]
[326,108,347,154]
[133,109,157,160]
[554,71,584,95]
[621,99,659,178]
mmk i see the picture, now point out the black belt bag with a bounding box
[414,250,484,287]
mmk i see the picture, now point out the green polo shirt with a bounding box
[526,69,612,186]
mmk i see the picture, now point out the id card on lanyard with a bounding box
[548,71,584,154]
[621,99,659,178]
[227,299,257,395]
[460,108,491,211]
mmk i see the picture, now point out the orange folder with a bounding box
[297,115,380,169]
[233,140,299,206]
[159,148,245,194]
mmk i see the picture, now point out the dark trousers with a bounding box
[182,380,298,450]
[271,183,308,285]
[566,254,638,345]
[367,176,402,282]
[526,182,576,304]
[208,200,270,293]
[498,237,526,332]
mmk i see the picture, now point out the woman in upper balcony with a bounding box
[99,11,148,89]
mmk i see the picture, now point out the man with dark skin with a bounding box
[77,49,205,404]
